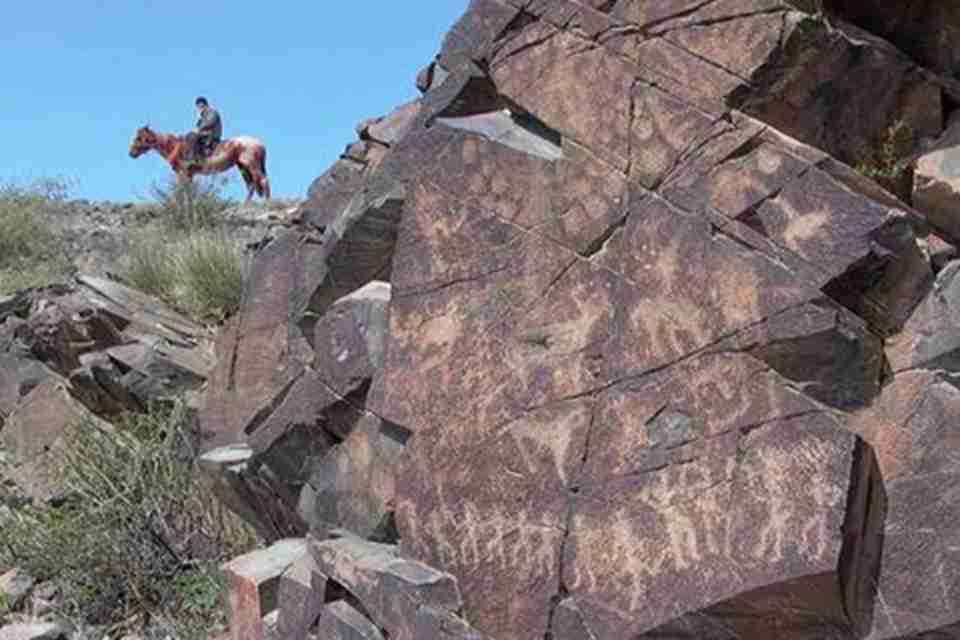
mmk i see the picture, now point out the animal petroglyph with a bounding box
[509,401,591,487]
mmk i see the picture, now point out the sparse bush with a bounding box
[0,400,258,632]
[171,231,246,320]
[855,119,914,180]
[0,179,73,294]
[151,176,232,232]
[120,231,246,322]
[121,233,177,300]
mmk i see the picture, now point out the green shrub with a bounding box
[855,119,914,180]
[120,231,246,322]
[121,233,177,299]
[0,180,72,294]
[151,176,232,232]
[0,401,258,631]
[171,231,246,320]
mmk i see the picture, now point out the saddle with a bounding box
[183,134,222,166]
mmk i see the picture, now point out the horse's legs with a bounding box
[259,174,271,200]
[239,166,255,202]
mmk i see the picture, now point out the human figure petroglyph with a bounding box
[409,496,564,583]
[426,508,459,566]
[460,501,484,567]
[636,461,735,571]
[483,505,509,567]
[798,476,845,561]
[699,459,737,557]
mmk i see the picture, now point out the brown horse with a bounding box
[128,126,271,201]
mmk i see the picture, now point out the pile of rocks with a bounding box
[0,276,214,505]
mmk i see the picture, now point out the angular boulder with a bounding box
[201,181,403,447]
[827,0,960,78]
[314,600,385,640]
[299,412,406,541]
[914,117,960,243]
[310,536,463,640]
[887,260,960,374]
[850,372,960,638]
[203,281,395,540]
[271,552,325,640]
[222,538,308,640]
[1,377,108,503]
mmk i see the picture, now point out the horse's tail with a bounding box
[258,145,268,176]
[257,145,271,199]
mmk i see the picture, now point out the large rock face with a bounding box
[210,2,960,639]
[367,1,958,639]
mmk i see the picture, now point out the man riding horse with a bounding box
[129,95,270,200]
[184,96,222,164]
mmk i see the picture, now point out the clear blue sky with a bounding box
[2,2,468,202]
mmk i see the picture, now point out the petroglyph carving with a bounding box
[409,494,565,582]
[635,461,734,571]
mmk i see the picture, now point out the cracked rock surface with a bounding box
[371,1,960,639]
[206,1,960,639]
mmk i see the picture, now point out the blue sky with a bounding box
[1,2,468,202]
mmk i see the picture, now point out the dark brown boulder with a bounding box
[310,536,463,640]
[826,0,960,79]
[201,281,396,541]
[850,372,960,638]
[202,181,403,448]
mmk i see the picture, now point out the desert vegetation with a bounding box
[0,400,258,639]
[120,178,247,321]
[0,180,74,295]
[854,119,916,201]
[0,175,249,323]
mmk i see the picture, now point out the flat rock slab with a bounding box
[78,275,205,344]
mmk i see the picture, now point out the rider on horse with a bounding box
[185,96,222,163]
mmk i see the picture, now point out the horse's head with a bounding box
[129,125,156,158]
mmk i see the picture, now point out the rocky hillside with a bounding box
[6,1,960,639]
[51,198,299,276]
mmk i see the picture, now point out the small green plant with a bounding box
[170,231,246,320]
[854,119,914,180]
[120,233,177,299]
[172,564,226,617]
[0,400,258,631]
[151,176,233,232]
[120,231,246,322]
[0,179,73,294]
